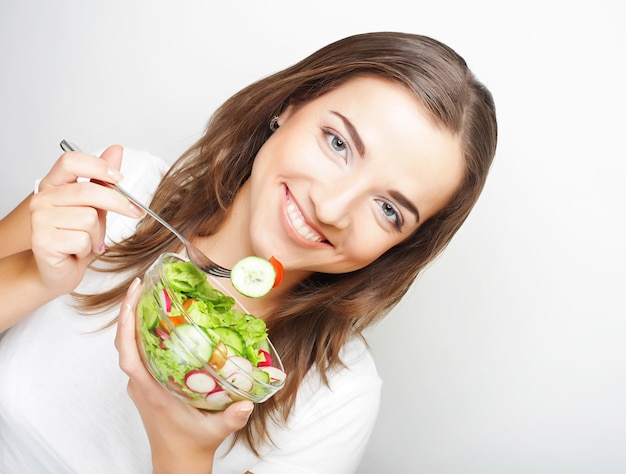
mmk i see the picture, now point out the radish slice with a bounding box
[154,328,170,340]
[225,371,254,392]
[257,349,272,367]
[204,389,233,411]
[160,289,172,313]
[185,370,217,394]
[222,356,254,376]
[260,366,287,385]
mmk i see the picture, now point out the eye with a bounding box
[323,128,349,161]
[376,199,404,231]
[330,135,346,152]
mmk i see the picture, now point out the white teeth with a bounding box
[287,201,324,243]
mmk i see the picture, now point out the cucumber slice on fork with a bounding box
[230,256,277,298]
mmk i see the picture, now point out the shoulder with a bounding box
[329,336,382,401]
[296,335,382,419]
[338,335,379,372]
[236,337,382,472]
[99,147,170,245]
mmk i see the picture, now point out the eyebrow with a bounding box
[331,110,421,225]
[331,111,366,156]
[390,191,421,224]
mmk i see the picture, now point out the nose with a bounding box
[310,176,361,230]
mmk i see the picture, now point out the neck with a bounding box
[190,184,310,321]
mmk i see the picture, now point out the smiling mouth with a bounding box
[286,194,327,244]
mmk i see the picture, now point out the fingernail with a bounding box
[127,277,141,296]
[97,242,106,254]
[129,203,145,218]
[237,402,254,420]
[107,168,124,182]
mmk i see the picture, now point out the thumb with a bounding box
[222,401,254,433]
[99,144,124,175]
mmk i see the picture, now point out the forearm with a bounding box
[0,194,33,259]
[0,250,60,332]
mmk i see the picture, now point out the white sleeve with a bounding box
[249,340,382,474]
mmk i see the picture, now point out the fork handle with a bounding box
[59,140,187,243]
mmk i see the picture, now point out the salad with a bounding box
[136,256,287,411]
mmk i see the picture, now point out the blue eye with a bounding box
[330,135,346,152]
[376,199,403,231]
[323,129,348,160]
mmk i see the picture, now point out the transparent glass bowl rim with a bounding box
[143,252,286,400]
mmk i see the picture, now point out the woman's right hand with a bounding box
[28,145,144,296]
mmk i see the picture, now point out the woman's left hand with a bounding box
[115,278,254,474]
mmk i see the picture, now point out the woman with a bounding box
[0,32,497,473]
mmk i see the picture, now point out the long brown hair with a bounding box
[80,32,497,454]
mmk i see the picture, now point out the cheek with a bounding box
[252,137,299,179]
[268,124,328,167]
[336,232,400,272]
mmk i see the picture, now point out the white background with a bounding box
[1,1,625,473]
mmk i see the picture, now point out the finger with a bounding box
[116,278,167,389]
[96,208,107,254]
[98,144,124,174]
[39,150,124,191]
[116,278,178,408]
[32,227,94,262]
[30,196,114,255]
[31,203,102,253]
[221,400,254,433]
[32,180,144,220]
[93,145,125,246]
[115,278,143,372]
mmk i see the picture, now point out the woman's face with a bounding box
[244,75,464,274]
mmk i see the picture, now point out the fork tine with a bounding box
[203,265,231,278]
[211,270,231,278]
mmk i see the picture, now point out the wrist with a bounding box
[152,450,214,474]
[0,250,63,332]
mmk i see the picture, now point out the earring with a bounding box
[269,115,280,132]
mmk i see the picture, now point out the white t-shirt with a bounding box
[0,149,382,474]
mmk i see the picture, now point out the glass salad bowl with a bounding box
[135,253,287,411]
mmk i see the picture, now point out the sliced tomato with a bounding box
[169,315,186,326]
[269,256,284,288]
[159,315,187,331]
[182,297,198,310]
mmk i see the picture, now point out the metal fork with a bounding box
[59,140,231,278]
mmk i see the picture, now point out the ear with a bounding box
[277,104,296,126]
